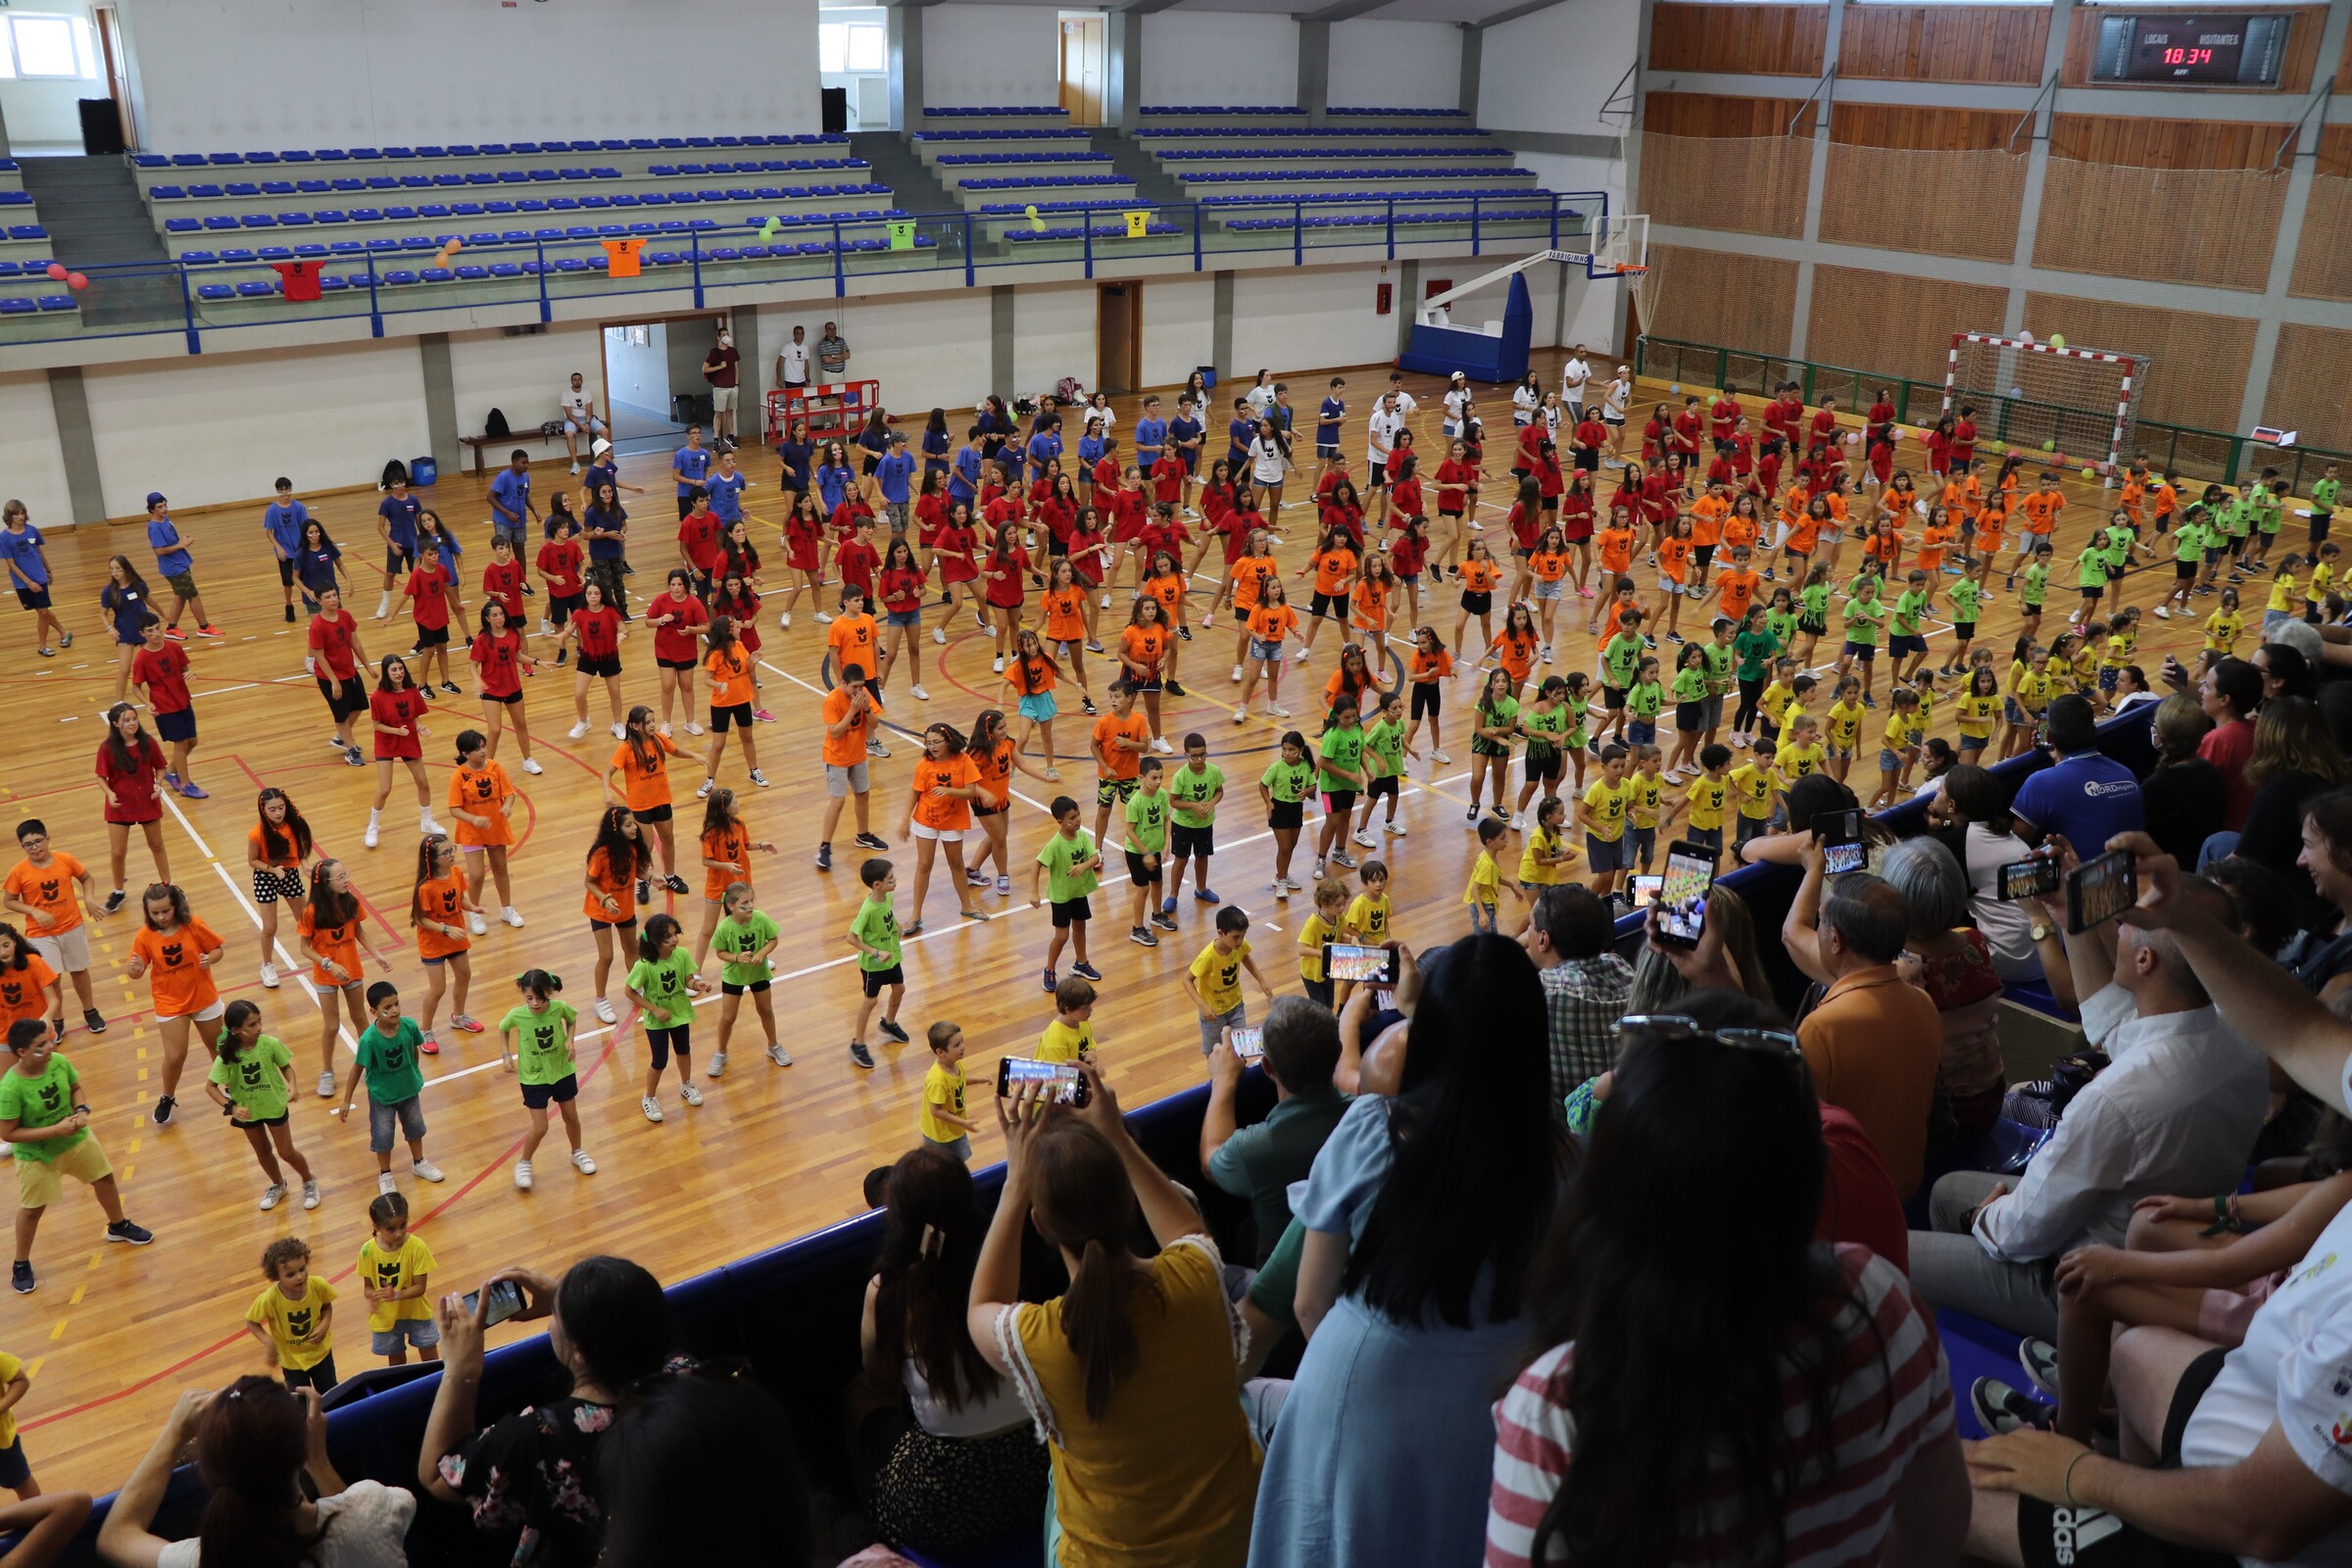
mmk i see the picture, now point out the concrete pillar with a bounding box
[1396,259,1420,359]
[889,7,924,131]
[1298,21,1330,123]
[1785,0,1844,362]
[1212,270,1235,382]
[728,306,760,439]
[992,285,1016,391]
[417,333,462,480]
[2236,0,2352,434]
[1108,12,1141,132]
[1457,25,1482,117]
[47,368,104,523]
[2005,0,2077,337]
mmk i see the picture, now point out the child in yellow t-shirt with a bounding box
[1518,797,1573,890]
[356,1191,437,1367]
[245,1237,338,1392]
[919,1021,978,1160]
[1663,743,1733,857]
[1342,860,1393,946]
[0,1348,31,1496]
[1300,877,1349,1005]
[1824,677,1868,786]
[1874,687,1923,808]
[1726,753,1776,850]
[2308,543,2340,616]
[1627,744,1666,873]
[1773,713,1828,786]
[1956,663,2001,762]
[1038,977,1098,1064]
[1578,746,1635,900]
[2203,587,2244,657]
[1462,821,1515,935]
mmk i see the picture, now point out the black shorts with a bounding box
[414,623,450,649]
[2082,585,2105,601]
[1309,591,1344,621]
[1124,848,1159,886]
[2015,1348,2230,1568]
[1267,799,1303,831]
[482,689,522,706]
[236,1109,289,1128]
[676,495,699,519]
[12,587,49,612]
[576,653,621,679]
[0,1438,28,1490]
[643,1023,688,1068]
[719,978,770,996]
[1953,621,1977,642]
[659,656,699,672]
[1366,775,1398,801]
[861,963,905,997]
[2175,560,2199,580]
[1051,895,1092,928]
[1460,590,1493,615]
[318,675,368,722]
[1322,789,1357,814]
[550,592,583,623]
[1525,745,1563,783]
[155,707,197,744]
[275,559,298,587]
[1602,684,1628,710]
[1170,822,1214,858]
[1677,701,1705,733]
[384,546,417,575]
[710,702,754,731]
[1692,544,1715,568]
[520,1073,579,1109]
[1411,684,1441,719]
[631,804,672,826]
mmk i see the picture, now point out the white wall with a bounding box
[1231,263,1396,377]
[601,323,671,416]
[786,290,994,411]
[82,337,428,515]
[0,372,74,525]
[1011,281,1094,397]
[1140,274,1213,389]
[1327,20,1461,113]
[1140,13,1298,110]
[115,0,821,150]
[447,319,610,445]
[921,4,1059,110]
[1480,0,1634,145]
[0,2,101,151]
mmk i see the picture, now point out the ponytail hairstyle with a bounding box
[307,858,357,931]
[638,912,682,964]
[871,1146,1001,1412]
[514,967,564,1003]
[1026,1118,1156,1420]
[215,999,262,1062]
[191,1376,332,1568]
[969,708,1006,762]
[255,787,314,867]
[409,834,455,929]
[707,613,738,662]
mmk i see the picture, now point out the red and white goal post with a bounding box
[1941,332,2151,484]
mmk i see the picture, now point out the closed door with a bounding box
[1059,16,1105,126]
[1098,283,1140,395]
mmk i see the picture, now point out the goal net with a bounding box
[1943,332,2150,480]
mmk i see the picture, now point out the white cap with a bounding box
[591,438,613,457]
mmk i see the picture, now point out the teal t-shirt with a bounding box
[1123,787,1170,855]
[1317,724,1365,793]
[502,999,579,1086]
[0,1054,82,1164]
[1733,628,1778,682]
[354,1018,425,1105]
[209,1035,294,1122]
[711,911,779,989]
[626,950,699,1028]
[1166,762,1226,830]
[850,896,902,972]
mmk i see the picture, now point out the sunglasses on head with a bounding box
[1614,1012,1803,1064]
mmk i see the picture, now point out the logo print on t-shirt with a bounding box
[240,1060,265,1090]
[161,942,184,967]
[533,1024,557,1051]
[0,982,19,1009]
[37,880,58,903]
[374,1260,403,1289]
[286,1305,314,1339]
[36,1083,60,1111]
[472,778,495,801]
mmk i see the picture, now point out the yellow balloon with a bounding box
[1024,203,1045,231]
[2041,440,2056,452]
[2049,333,2067,352]
[2081,466,2096,480]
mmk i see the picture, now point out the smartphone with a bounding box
[1370,988,1396,1013]
[1817,808,1866,876]
[1323,942,1398,985]
[1998,857,2061,902]
[1653,843,1717,950]
[1628,874,1663,909]
[2066,848,2136,934]
[996,1055,1090,1106]
[461,1278,526,1329]
[1229,1027,1264,1060]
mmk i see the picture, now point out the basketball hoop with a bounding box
[1612,264,1648,276]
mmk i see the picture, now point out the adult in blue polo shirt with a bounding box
[1133,396,1167,474]
[672,425,713,519]
[262,477,310,624]
[487,451,534,548]
[875,431,917,535]
[2011,694,2146,859]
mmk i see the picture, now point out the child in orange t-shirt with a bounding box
[693,784,774,969]
[2012,475,2065,585]
[1116,599,1175,747]
[448,729,524,928]
[1089,680,1153,849]
[902,722,988,933]
[1237,581,1298,721]
[1654,516,1694,642]
[1004,628,1070,773]
[582,806,646,1022]
[1452,539,1502,661]
[409,833,481,1052]
[294,858,391,1096]
[699,618,765,795]
[1296,527,1358,663]
[1404,625,1454,763]
[606,708,693,902]
[126,881,224,1123]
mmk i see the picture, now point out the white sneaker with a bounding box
[363,820,379,849]
[815,611,835,624]
[685,722,705,737]
[1152,736,1174,754]
[659,722,673,738]
[1352,828,1380,849]
[707,1052,727,1078]
[377,1172,398,1196]
[568,462,581,475]
[1233,708,1248,725]
[259,1183,286,1211]
[696,779,714,799]
[680,1083,704,1106]
[412,1159,445,1182]
[420,814,446,836]
[611,722,626,739]
[641,1096,664,1123]
[317,1071,336,1098]
[520,757,544,775]
[567,721,590,739]
[992,656,1005,673]
[1432,748,1451,763]
[594,997,616,1023]
[467,911,488,936]
[778,611,792,629]
[1385,818,1408,834]
[501,906,524,928]
[571,1149,597,1175]
[301,1179,320,1210]
[261,959,280,989]
[538,618,553,637]
[1231,665,1243,682]
[1266,704,1291,717]
[514,1160,533,1190]
[932,626,947,645]
[1292,648,1311,663]
[749,769,769,787]
[767,1043,793,1067]
[909,684,929,701]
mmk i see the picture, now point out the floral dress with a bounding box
[438,1396,616,1567]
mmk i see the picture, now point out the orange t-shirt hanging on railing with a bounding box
[602,239,646,277]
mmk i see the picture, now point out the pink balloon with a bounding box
[42,264,65,281]
[66,272,86,290]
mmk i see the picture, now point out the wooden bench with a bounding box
[458,425,566,476]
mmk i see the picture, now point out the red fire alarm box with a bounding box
[1375,283,1392,316]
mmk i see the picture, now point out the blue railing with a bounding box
[0,190,1606,357]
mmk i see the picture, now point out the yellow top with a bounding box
[1188,940,1250,1016]
[1628,770,1664,830]
[1826,699,1867,752]
[1957,691,2000,739]
[1037,1018,1095,1064]
[1342,893,1391,944]
[247,1276,337,1371]
[1884,710,1921,752]
[355,1234,435,1333]
[1774,741,1826,782]
[2268,575,2300,612]
[2203,610,2242,654]
[1297,912,1335,979]
[1462,851,1501,906]
[1518,823,1569,886]
[1685,773,1729,831]
[0,1350,23,1447]
[1727,760,1775,820]
[1581,777,1633,844]
[920,1059,967,1145]
[2309,562,2334,604]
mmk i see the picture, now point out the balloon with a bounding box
[43,264,65,281]
[1844,430,1860,448]
[2081,466,2096,480]
[2010,386,2024,400]
[65,272,85,290]
[758,217,780,242]
[2017,330,2034,346]
[2049,334,2067,352]
[1669,383,1681,395]
[1023,203,1044,231]
[2041,440,2056,452]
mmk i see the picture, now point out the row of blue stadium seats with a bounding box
[911,128,1091,142]
[1005,221,1184,241]
[1182,166,1534,183]
[1196,185,1558,206]
[934,151,1110,165]
[163,189,892,228]
[1136,126,1490,138]
[1,225,46,241]
[172,213,908,261]
[1326,106,1471,116]
[130,136,847,167]
[186,238,942,297]
[149,161,864,198]
[956,174,1129,190]
[921,106,1065,117]
[1155,145,1513,161]
[1138,105,1303,115]
[0,259,54,276]
[0,192,28,207]
[1225,208,1556,230]
[0,160,17,173]
[0,296,74,314]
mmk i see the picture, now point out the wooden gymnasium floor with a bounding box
[0,347,2212,1492]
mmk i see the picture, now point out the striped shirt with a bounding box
[1486,1245,1951,1568]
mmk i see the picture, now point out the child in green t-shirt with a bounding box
[1312,701,1368,879]
[1162,733,1226,918]
[1123,757,1173,949]
[709,883,786,1072]
[1361,692,1410,837]
[1030,797,1103,990]
[846,858,907,1070]
[336,982,443,1194]
[2019,543,2053,641]
[625,912,711,1123]
[498,967,590,1191]
[203,999,318,1214]
[1257,730,1316,896]
[0,1020,148,1291]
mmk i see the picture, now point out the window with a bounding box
[819,22,847,73]
[846,23,885,72]
[818,20,886,74]
[5,15,98,78]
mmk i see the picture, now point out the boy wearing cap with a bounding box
[144,493,220,640]
[875,430,917,538]
[581,438,643,506]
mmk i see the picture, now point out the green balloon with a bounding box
[2041,440,2056,452]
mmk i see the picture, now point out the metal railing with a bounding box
[1634,334,2347,494]
[0,190,1607,358]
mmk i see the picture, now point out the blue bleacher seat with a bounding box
[233,281,273,298]
[261,179,295,195]
[487,262,521,278]
[193,284,232,302]
[219,247,256,263]
[382,269,417,285]
[181,250,218,266]
[165,218,200,233]
[257,245,293,261]
[453,265,487,280]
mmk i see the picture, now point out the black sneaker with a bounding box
[151,1094,174,1126]
[878,1018,909,1045]
[1151,911,1179,932]
[1081,697,1098,715]
[662,873,690,896]
[282,605,296,624]
[1071,960,1102,981]
[105,1218,153,1246]
[1970,1377,2053,1436]
[813,843,833,872]
[440,680,462,696]
[1130,925,1158,948]
[1164,679,1188,697]
[849,1040,876,1069]
[1177,626,1192,642]
[854,832,889,852]
[9,1261,29,1295]
[83,1008,107,1035]
[636,877,653,903]
[101,889,126,916]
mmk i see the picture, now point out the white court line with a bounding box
[158,789,339,1046]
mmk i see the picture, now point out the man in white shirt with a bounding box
[775,325,810,394]
[1560,345,1592,418]
[1603,366,1633,460]
[560,372,606,474]
[1909,872,2266,1343]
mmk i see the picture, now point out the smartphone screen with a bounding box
[1819,808,1865,875]
[1324,943,1396,984]
[1656,848,1715,948]
[462,1278,525,1329]
[998,1056,1086,1104]
[1997,858,2061,902]
[2066,848,2136,934]
[1229,1027,1264,1060]
[1628,874,1662,909]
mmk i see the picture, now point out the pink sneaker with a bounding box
[753,708,776,723]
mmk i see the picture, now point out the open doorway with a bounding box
[1058,14,1105,126]
[600,315,728,461]
[1097,282,1140,396]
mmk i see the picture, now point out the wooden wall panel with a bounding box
[1641,131,1812,237]
[1838,4,2049,84]
[2047,113,2293,169]
[1805,267,2009,382]
[2264,324,2352,453]
[2061,4,2326,93]
[2020,293,2257,427]
[2034,160,2285,290]
[1830,102,2022,151]
[1819,142,2025,259]
[2319,124,2352,179]
[2290,175,2352,301]
[1644,242,1799,355]
[1644,89,1815,138]
[1649,2,1828,75]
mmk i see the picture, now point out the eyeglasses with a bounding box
[1615,1012,1803,1062]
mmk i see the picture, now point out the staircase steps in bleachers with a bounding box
[16,155,182,325]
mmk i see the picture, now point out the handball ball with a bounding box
[2041,439,2056,453]
[2018,330,2035,346]
[43,263,65,281]
[2049,334,2067,352]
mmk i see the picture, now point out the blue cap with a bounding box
[145,491,167,508]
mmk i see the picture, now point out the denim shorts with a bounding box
[372,1316,441,1356]
[1199,1002,1246,1055]
[368,1094,427,1153]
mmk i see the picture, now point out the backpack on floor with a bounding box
[379,458,409,490]
[485,407,512,438]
